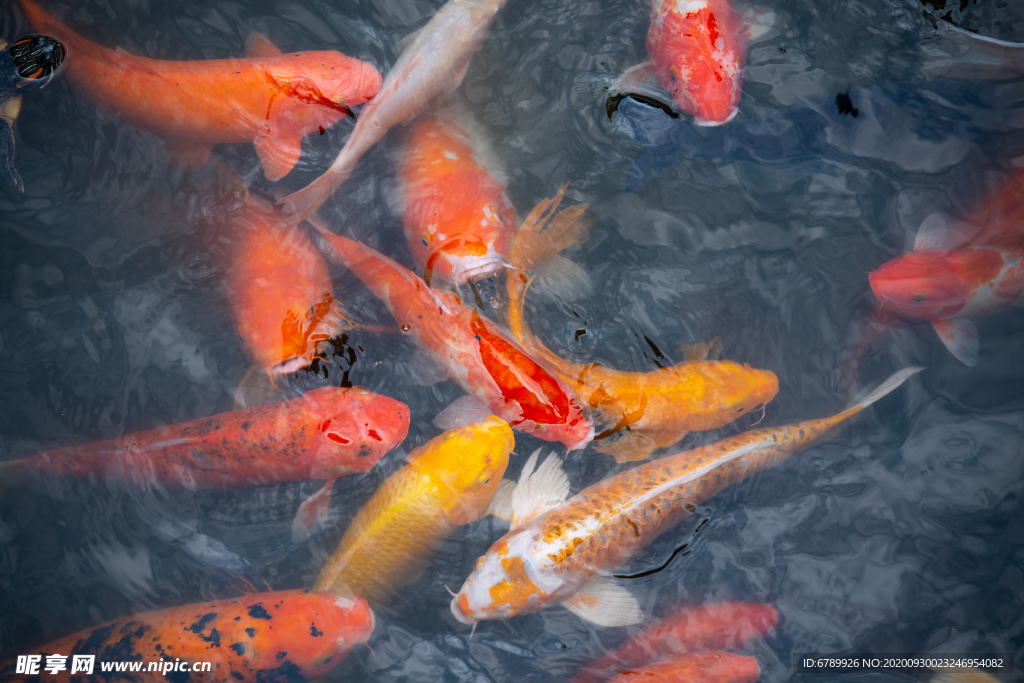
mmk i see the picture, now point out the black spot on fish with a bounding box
[276,652,288,661]
[836,91,859,118]
[232,672,245,681]
[230,642,246,655]
[245,628,256,638]
[310,623,323,638]
[234,616,241,621]
[248,604,272,620]
[255,661,306,682]
[189,613,218,635]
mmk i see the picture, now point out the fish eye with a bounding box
[476,475,491,486]
[911,292,927,303]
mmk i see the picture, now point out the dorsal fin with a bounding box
[246,32,283,58]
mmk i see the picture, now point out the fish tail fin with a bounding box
[510,185,591,271]
[278,136,370,224]
[837,366,924,421]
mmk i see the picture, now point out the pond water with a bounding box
[1,0,1023,680]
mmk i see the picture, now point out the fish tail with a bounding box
[278,127,375,223]
[835,366,925,422]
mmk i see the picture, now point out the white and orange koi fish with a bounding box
[452,368,921,628]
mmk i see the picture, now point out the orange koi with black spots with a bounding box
[0,589,373,682]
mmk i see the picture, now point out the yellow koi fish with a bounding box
[315,416,514,604]
[506,186,778,463]
[452,367,921,628]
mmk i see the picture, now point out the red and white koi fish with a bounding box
[612,0,748,125]
[869,170,1024,366]
[310,219,593,450]
[4,386,410,537]
[400,101,517,286]
[571,602,778,683]
[452,368,921,628]
[0,589,373,682]
[20,0,381,180]
[604,651,761,683]
[278,0,506,223]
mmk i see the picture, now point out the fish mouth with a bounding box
[565,420,596,451]
[693,107,740,127]
[450,595,473,625]
[449,254,506,284]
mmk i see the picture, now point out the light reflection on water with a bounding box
[1,0,1023,680]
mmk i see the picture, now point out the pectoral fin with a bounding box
[445,62,470,94]
[594,429,688,463]
[291,479,335,541]
[562,576,643,627]
[433,395,493,430]
[742,6,778,43]
[509,449,569,529]
[486,478,516,521]
[681,338,721,362]
[933,318,979,366]
[246,32,283,58]
[255,135,302,181]
[609,61,675,116]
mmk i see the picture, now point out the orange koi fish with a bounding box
[4,386,409,538]
[605,651,760,683]
[452,367,921,628]
[869,169,1024,366]
[310,219,593,450]
[316,416,513,604]
[0,589,373,682]
[400,102,517,286]
[612,0,747,125]
[506,187,778,462]
[278,0,505,222]
[220,191,354,378]
[572,602,778,683]
[20,0,381,180]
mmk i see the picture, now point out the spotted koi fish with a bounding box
[506,186,778,462]
[4,386,409,538]
[310,219,593,450]
[452,367,921,628]
[571,602,778,683]
[0,589,373,682]
[316,416,513,604]
[400,100,517,286]
[20,0,381,180]
[869,169,1024,366]
[605,651,761,683]
[612,0,747,125]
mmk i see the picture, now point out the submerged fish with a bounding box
[612,0,747,125]
[315,416,513,604]
[400,100,517,286]
[605,651,760,683]
[452,367,921,628]
[506,187,778,462]
[572,602,778,683]
[310,218,593,450]
[20,0,381,180]
[4,386,410,537]
[869,170,1024,366]
[220,191,355,378]
[277,0,506,223]
[0,589,373,682]
[0,32,65,191]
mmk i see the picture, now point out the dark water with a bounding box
[1,0,1023,680]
